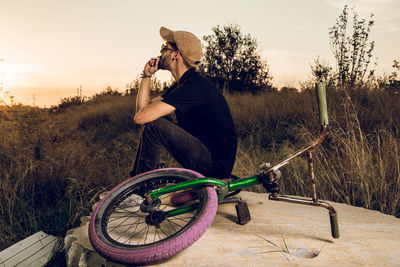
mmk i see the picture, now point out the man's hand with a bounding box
[143,57,160,76]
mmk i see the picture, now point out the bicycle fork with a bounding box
[261,125,340,239]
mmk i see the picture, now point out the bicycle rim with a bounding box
[101,175,207,248]
[89,168,218,264]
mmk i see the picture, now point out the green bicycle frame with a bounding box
[145,175,261,217]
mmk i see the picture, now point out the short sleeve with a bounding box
[161,83,202,113]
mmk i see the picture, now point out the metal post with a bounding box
[307,150,318,204]
[268,171,278,199]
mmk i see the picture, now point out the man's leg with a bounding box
[131,118,213,176]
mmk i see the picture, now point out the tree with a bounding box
[200,24,272,94]
[329,5,375,87]
[389,60,400,93]
[124,76,164,96]
[378,60,400,93]
[310,56,334,86]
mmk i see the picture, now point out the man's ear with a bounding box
[174,51,181,60]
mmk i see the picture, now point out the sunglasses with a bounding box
[160,44,176,54]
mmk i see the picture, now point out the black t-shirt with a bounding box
[161,68,237,178]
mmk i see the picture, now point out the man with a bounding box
[131,27,237,179]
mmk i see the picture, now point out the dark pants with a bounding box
[130,118,213,177]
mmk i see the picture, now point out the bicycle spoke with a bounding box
[107,219,145,231]
[161,204,169,211]
[114,205,140,213]
[137,225,150,245]
[127,217,143,244]
[144,224,150,244]
[124,223,148,243]
[108,213,144,222]
[158,226,169,239]
[100,174,209,247]
[165,218,177,232]
[108,215,131,234]
[166,218,185,228]
[168,216,193,223]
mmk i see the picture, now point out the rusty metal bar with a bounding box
[310,125,328,147]
[264,125,331,211]
[268,194,337,214]
[262,124,339,231]
[268,171,278,199]
[260,125,327,174]
[307,150,318,203]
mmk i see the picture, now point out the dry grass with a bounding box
[229,88,400,217]
[1,86,399,250]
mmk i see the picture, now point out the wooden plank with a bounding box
[3,235,58,267]
[15,237,59,267]
[0,232,47,260]
[0,231,59,267]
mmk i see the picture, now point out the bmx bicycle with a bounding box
[88,82,339,265]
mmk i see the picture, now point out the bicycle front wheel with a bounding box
[88,168,218,265]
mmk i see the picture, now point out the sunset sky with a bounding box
[1,0,399,107]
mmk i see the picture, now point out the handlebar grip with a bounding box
[329,211,340,238]
[315,82,329,126]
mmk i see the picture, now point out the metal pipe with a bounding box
[268,194,337,214]
[307,150,318,203]
[268,171,278,199]
[260,125,328,174]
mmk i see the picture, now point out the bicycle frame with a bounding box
[144,82,340,239]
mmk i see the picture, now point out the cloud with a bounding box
[322,0,400,21]
[8,63,66,77]
[323,0,397,11]
[322,0,400,36]
[4,63,68,89]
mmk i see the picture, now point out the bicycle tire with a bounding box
[88,168,218,265]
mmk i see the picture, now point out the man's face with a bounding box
[158,43,175,70]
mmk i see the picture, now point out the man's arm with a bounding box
[150,95,163,104]
[135,75,152,113]
[134,100,175,124]
[134,57,175,125]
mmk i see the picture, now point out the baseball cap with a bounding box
[160,27,202,67]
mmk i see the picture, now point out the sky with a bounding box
[0,0,399,107]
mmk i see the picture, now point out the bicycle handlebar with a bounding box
[315,82,329,126]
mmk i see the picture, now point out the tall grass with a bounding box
[312,94,400,215]
[229,88,400,217]
[0,96,139,250]
[0,87,399,250]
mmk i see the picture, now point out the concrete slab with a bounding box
[65,191,400,266]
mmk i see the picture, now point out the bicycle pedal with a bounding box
[235,201,251,225]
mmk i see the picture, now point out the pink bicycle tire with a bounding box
[88,168,218,265]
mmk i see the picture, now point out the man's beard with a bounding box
[158,54,170,70]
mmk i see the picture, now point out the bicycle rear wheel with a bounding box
[89,168,218,265]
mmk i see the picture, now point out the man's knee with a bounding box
[145,118,170,132]
[142,118,171,141]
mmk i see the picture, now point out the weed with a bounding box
[1,85,399,250]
